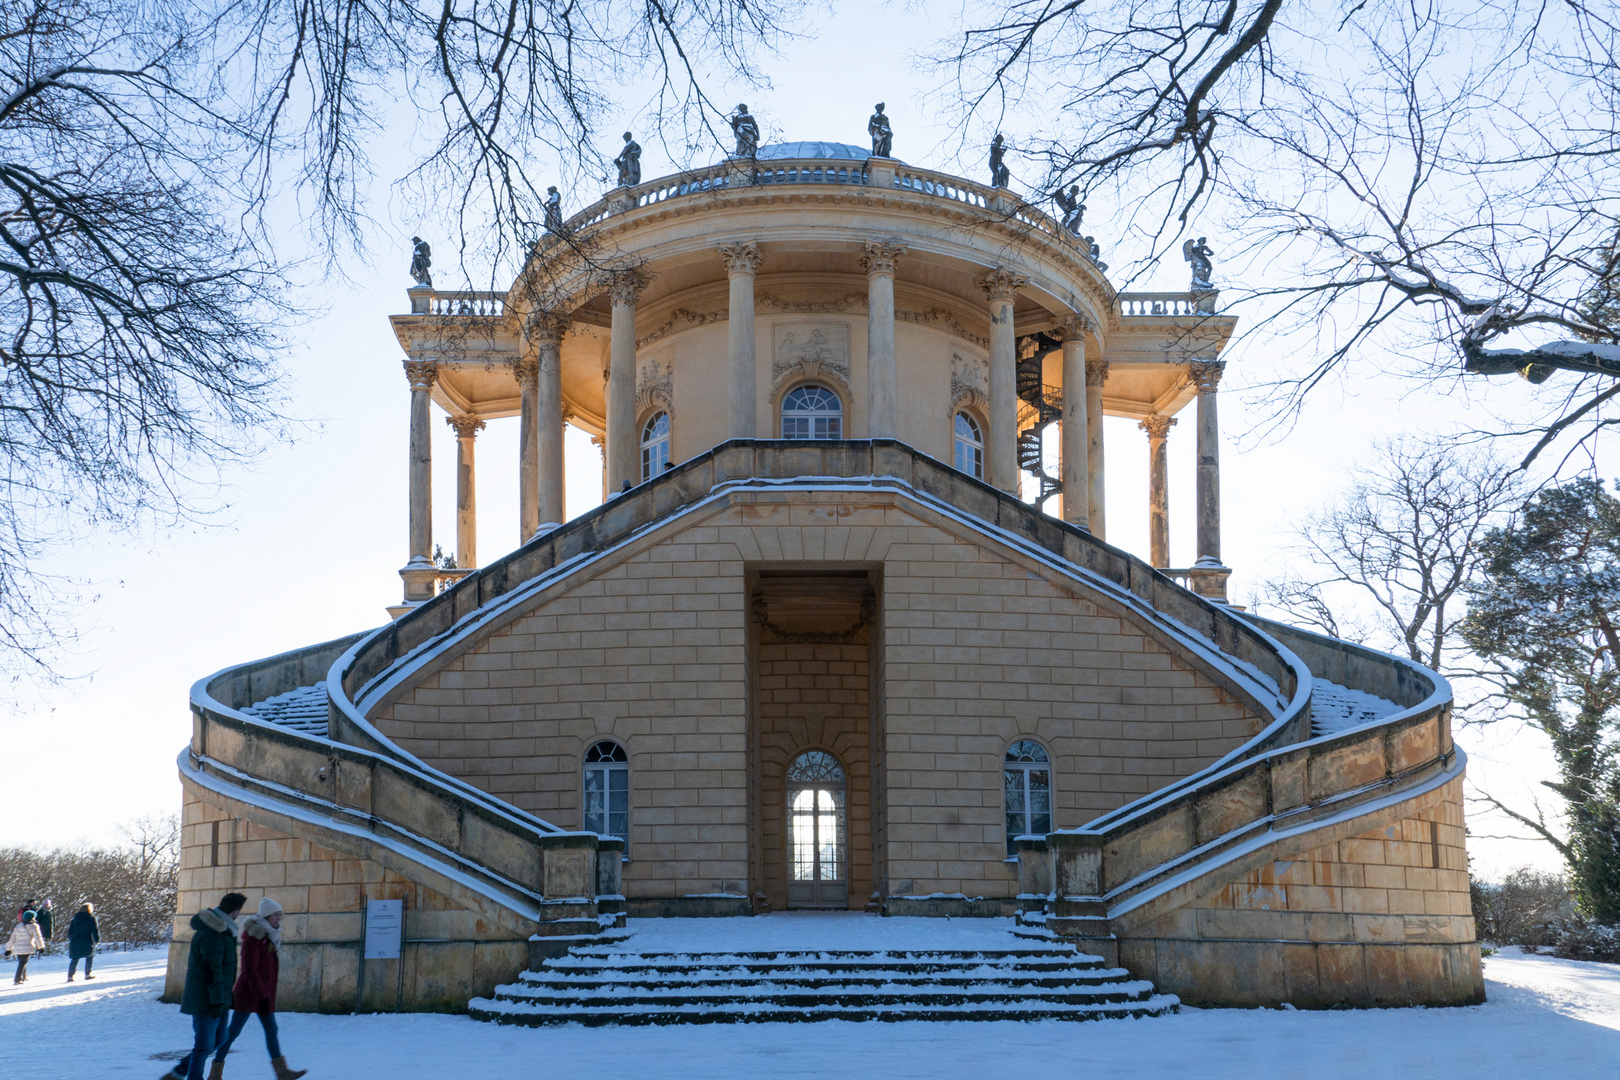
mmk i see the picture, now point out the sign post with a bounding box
[364,899,404,960]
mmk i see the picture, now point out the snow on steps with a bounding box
[469,945,1178,1025]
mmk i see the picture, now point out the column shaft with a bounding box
[1085,360,1109,541]
[1141,415,1175,567]
[405,362,436,564]
[448,415,484,569]
[720,243,761,439]
[1193,362,1225,566]
[535,316,567,525]
[1058,319,1091,530]
[513,357,539,541]
[606,272,645,491]
[863,241,905,438]
[981,268,1027,494]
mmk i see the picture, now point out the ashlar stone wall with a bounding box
[369,489,1265,905]
[1117,776,1483,1007]
[168,786,529,1012]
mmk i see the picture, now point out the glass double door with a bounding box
[786,750,848,908]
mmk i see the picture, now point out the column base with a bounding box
[399,561,440,605]
[1186,559,1232,603]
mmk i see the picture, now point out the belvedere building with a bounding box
[169,140,1483,1014]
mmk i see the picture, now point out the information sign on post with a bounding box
[363,898,404,960]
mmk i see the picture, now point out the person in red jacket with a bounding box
[206,897,307,1080]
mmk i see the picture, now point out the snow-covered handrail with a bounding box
[185,637,621,927]
[1036,617,1452,924]
[331,439,1308,747]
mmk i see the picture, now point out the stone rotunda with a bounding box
[169,139,1483,1017]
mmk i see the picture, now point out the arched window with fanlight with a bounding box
[954,411,984,478]
[1004,739,1051,856]
[584,740,629,844]
[640,411,671,481]
[781,385,843,440]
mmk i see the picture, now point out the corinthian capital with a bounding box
[403,360,437,391]
[599,267,651,307]
[1084,359,1110,388]
[1139,414,1176,440]
[979,266,1028,302]
[1189,360,1226,393]
[1054,312,1097,341]
[860,239,907,275]
[509,356,539,389]
[526,310,571,344]
[446,414,486,438]
[718,241,763,276]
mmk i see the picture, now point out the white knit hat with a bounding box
[257,896,283,918]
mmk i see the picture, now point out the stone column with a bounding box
[1057,315,1093,530]
[1085,360,1109,541]
[533,313,569,526]
[446,415,485,569]
[719,242,762,440]
[980,267,1028,494]
[862,240,906,438]
[1140,414,1176,567]
[1190,361,1229,597]
[401,360,438,604]
[605,270,647,493]
[511,355,540,542]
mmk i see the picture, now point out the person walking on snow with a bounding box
[163,893,245,1080]
[6,909,45,983]
[36,898,53,952]
[67,902,100,981]
[206,897,307,1079]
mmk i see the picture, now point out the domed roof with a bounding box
[755,141,872,162]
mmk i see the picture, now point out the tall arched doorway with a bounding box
[786,750,848,908]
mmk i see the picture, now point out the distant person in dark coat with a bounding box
[209,897,307,1080]
[162,893,245,1080]
[36,898,53,952]
[67,902,100,981]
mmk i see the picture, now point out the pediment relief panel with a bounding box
[773,324,851,392]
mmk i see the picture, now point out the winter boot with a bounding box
[271,1058,307,1080]
[207,1057,225,1080]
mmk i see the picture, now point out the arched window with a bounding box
[640,411,671,481]
[954,412,984,478]
[1004,739,1051,856]
[786,750,847,907]
[781,385,843,440]
[584,740,629,843]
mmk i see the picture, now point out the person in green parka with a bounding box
[161,892,245,1080]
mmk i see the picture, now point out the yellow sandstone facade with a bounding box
[170,142,1481,1013]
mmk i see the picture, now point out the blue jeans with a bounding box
[216,1007,281,1061]
[176,1012,229,1080]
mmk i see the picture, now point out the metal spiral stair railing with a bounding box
[1015,333,1064,512]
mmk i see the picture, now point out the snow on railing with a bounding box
[1118,291,1218,316]
[411,291,507,317]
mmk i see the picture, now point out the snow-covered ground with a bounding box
[1,939,1617,1079]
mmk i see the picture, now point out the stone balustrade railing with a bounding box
[1020,615,1453,936]
[186,635,624,932]
[406,289,508,317]
[1118,291,1219,316]
[332,439,1309,749]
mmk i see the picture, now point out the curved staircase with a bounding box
[469,941,1177,1025]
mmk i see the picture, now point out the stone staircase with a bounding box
[468,943,1178,1025]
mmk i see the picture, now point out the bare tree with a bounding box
[0,0,797,681]
[1252,435,1522,676]
[935,1,1619,463]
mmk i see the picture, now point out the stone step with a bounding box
[491,982,1161,1009]
[469,995,1181,1026]
[468,943,1176,1026]
[517,969,1137,990]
